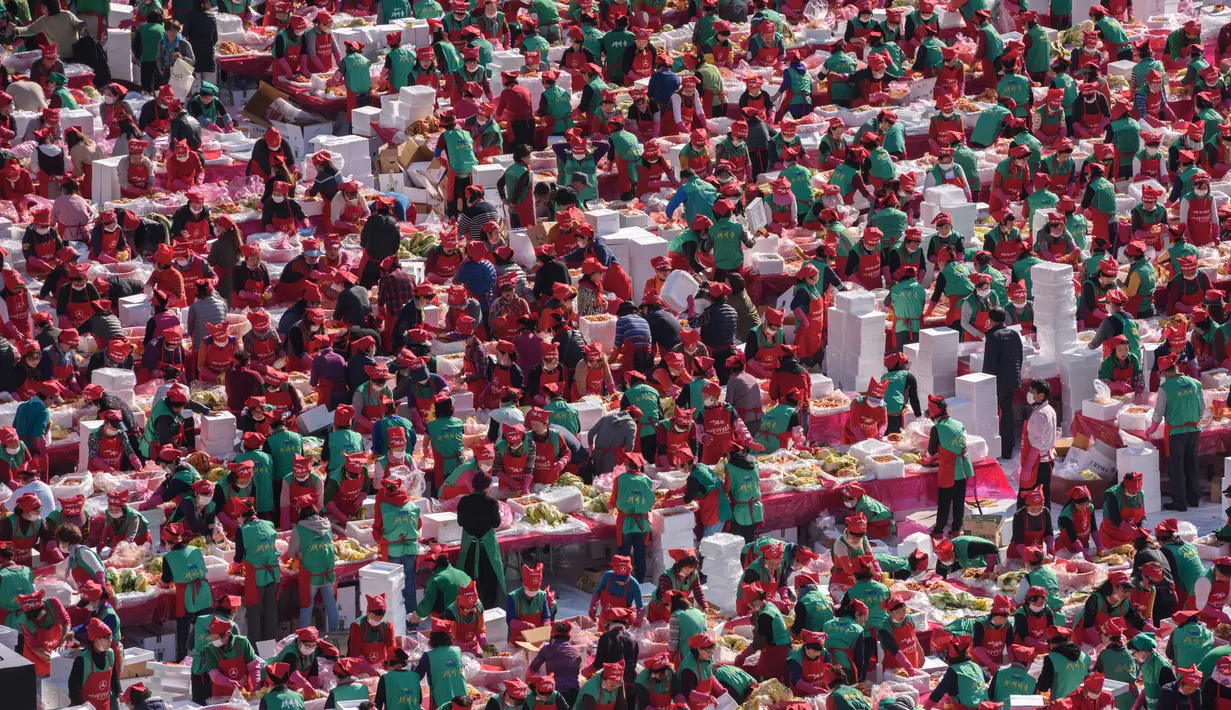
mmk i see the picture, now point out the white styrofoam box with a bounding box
[620,210,650,229]
[848,438,894,464]
[377,173,405,192]
[579,315,617,350]
[345,518,376,546]
[297,404,333,434]
[472,163,504,189]
[1203,369,1231,390]
[573,397,606,436]
[834,290,876,316]
[699,532,746,560]
[91,366,136,392]
[379,98,402,128]
[422,511,461,543]
[452,390,473,411]
[537,485,583,513]
[118,294,152,327]
[651,507,697,538]
[810,374,834,398]
[201,411,236,442]
[868,454,905,479]
[753,253,785,275]
[484,607,508,646]
[1117,406,1153,431]
[1108,60,1136,78]
[924,184,967,207]
[1007,696,1047,710]
[78,418,103,471]
[584,209,621,237]
[966,435,989,462]
[1082,398,1126,421]
[50,650,77,683]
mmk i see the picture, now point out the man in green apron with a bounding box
[162,522,214,662]
[990,644,1038,701]
[377,649,423,710]
[456,472,506,608]
[1039,626,1092,699]
[415,617,467,708]
[1095,619,1139,710]
[263,414,302,522]
[1131,633,1175,710]
[412,547,473,623]
[1145,354,1206,511]
[822,600,868,681]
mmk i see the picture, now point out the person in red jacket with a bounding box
[495,72,535,149]
[165,138,204,191]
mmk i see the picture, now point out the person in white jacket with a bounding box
[1020,378,1058,509]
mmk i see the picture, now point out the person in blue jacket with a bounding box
[455,240,498,315]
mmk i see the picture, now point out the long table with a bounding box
[103,459,1010,625]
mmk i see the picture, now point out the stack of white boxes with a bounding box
[649,508,697,578]
[915,328,960,399]
[1030,262,1079,361]
[359,561,408,633]
[699,533,744,613]
[825,291,885,391]
[91,155,126,207]
[1058,345,1103,436]
[1116,446,1163,514]
[399,85,437,124]
[147,661,193,700]
[919,189,978,246]
[92,367,136,408]
[118,294,152,327]
[310,134,373,190]
[200,411,237,458]
[948,373,1002,460]
[626,233,670,309]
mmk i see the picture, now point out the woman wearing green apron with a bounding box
[414,618,468,708]
[456,472,506,609]
[925,636,989,710]
[1130,632,1175,710]
[1038,626,1092,700]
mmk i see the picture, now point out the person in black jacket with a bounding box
[694,282,739,384]
[642,294,681,354]
[182,0,217,75]
[167,101,202,153]
[532,244,572,305]
[587,611,639,686]
[332,271,372,331]
[981,308,1023,460]
[358,197,402,288]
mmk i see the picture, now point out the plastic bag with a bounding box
[1092,379,1112,405]
[902,417,934,452]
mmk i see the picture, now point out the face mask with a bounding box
[197,495,211,506]
[104,95,116,105]
[479,462,492,473]
[1012,299,1026,308]
[212,638,225,647]
[6,446,20,456]
[1198,188,1210,196]
[109,507,122,518]
[1147,147,1159,156]
[940,160,952,168]
[1030,602,1045,613]
[977,288,991,299]
[72,282,86,291]
[703,397,717,407]
[36,227,48,235]
[58,544,69,554]
[24,512,38,522]
[190,205,203,215]
[866,397,882,407]
[368,614,383,625]
[844,499,856,508]
[272,195,285,203]
[299,643,316,656]
[572,152,586,161]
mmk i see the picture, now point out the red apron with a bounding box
[992,237,1021,267]
[1188,195,1216,246]
[1056,505,1092,550]
[531,434,562,485]
[990,166,1026,214]
[676,98,699,134]
[333,473,366,519]
[884,621,924,668]
[204,340,236,372]
[1138,153,1163,181]
[977,622,1010,667]
[793,653,827,693]
[1202,579,1231,626]
[22,620,61,676]
[855,248,882,290]
[273,42,302,84]
[126,161,151,193]
[248,334,280,366]
[580,363,605,398]
[662,426,696,469]
[627,49,653,80]
[313,31,334,72]
[1098,503,1144,548]
[64,294,92,328]
[699,406,734,465]
[499,449,529,492]
[598,575,635,627]
[243,559,280,606]
[211,648,253,699]
[1074,52,1101,74]
[841,399,885,444]
[354,622,392,666]
[270,211,296,234]
[753,43,779,67]
[333,203,364,235]
[95,434,124,470]
[1130,586,1155,620]
[1022,610,1049,642]
[453,608,483,651]
[508,593,544,645]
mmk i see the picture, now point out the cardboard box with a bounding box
[963,514,1003,545]
[575,566,607,593]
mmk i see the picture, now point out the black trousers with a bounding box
[749,148,771,181]
[140,61,159,92]
[1167,431,1202,508]
[998,392,1016,459]
[192,673,210,705]
[934,477,968,535]
[729,520,757,542]
[247,582,280,642]
[510,118,535,151]
[639,433,657,464]
[713,345,734,384]
[887,414,904,434]
[175,609,202,662]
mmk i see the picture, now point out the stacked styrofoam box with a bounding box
[1030,262,1078,359]
[627,233,669,309]
[473,163,504,189]
[1059,345,1102,435]
[422,511,461,543]
[311,135,372,184]
[650,508,696,577]
[105,28,133,83]
[810,373,834,397]
[398,85,437,123]
[93,367,136,391]
[92,155,125,207]
[200,411,237,458]
[78,419,103,472]
[1117,446,1162,514]
[148,661,192,700]
[585,209,622,237]
[118,294,152,327]
[952,373,1002,457]
[351,106,381,136]
[920,201,978,244]
[484,607,508,646]
[580,315,617,351]
[825,291,881,391]
[380,93,404,128]
[916,328,960,399]
[699,533,744,612]
[359,561,408,634]
[603,231,634,278]
[297,404,333,435]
